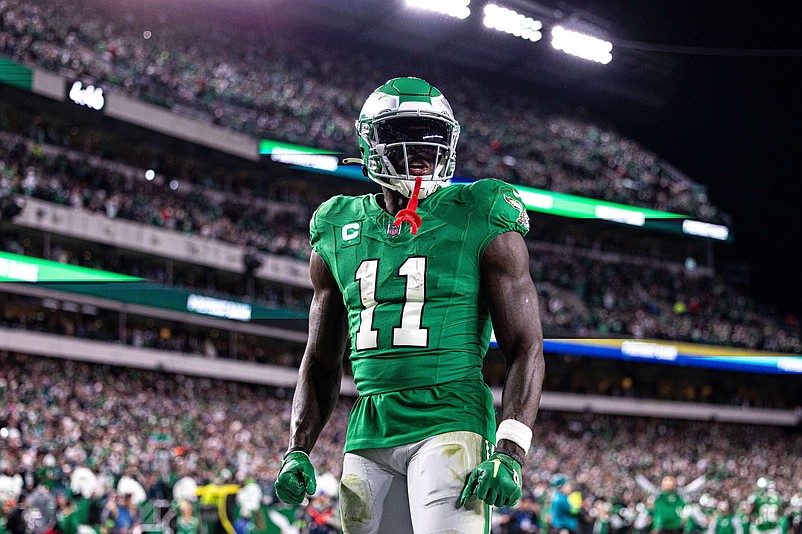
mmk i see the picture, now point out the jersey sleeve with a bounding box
[309,196,340,277]
[468,179,531,255]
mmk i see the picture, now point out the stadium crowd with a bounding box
[0,0,729,223]
[2,237,798,355]
[531,249,802,353]
[0,131,314,261]
[1,354,801,534]
[2,289,796,408]
[1,130,799,353]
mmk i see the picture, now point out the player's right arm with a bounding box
[276,251,348,504]
[288,250,348,451]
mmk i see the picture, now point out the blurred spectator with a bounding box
[497,494,541,533]
[551,479,580,534]
[5,494,27,534]
[176,500,199,534]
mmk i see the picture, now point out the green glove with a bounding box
[457,452,522,508]
[275,451,316,505]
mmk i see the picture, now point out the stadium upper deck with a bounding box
[0,0,728,223]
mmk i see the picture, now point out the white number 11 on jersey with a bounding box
[354,257,428,350]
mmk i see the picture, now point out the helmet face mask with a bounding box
[356,77,460,199]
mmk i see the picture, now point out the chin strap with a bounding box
[393,176,423,235]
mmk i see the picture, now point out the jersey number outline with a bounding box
[354,257,429,350]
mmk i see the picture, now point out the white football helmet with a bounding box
[356,77,460,199]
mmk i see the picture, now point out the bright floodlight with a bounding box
[483,4,542,42]
[406,0,471,20]
[551,26,613,64]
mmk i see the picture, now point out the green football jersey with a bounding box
[177,516,200,534]
[737,511,751,533]
[74,497,93,526]
[653,491,685,531]
[751,492,784,531]
[711,515,741,534]
[310,179,530,452]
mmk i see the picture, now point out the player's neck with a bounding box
[379,187,408,215]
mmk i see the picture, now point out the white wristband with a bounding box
[496,419,532,455]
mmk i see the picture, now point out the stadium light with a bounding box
[483,4,542,43]
[405,0,471,20]
[681,219,730,241]
[551,26,613,64]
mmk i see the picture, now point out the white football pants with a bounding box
[339,430,491,534]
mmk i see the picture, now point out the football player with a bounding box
[274,76,545,533]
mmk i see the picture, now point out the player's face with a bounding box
[387,144,437,176]
[662,477,676,491]
[377,117,450,176]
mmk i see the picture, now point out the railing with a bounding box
[3,328,799,425]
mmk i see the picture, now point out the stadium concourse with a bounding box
[2,353,802,534]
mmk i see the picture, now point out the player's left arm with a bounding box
[458,230,544,509]
[482,230,545,457]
